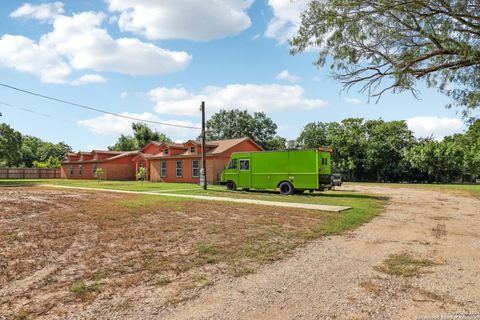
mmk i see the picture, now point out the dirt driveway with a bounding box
[152,184,480,320]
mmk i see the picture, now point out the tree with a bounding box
[32,156,61,168]
[21,135,71,167]
[206,109,285,150]
[0,123,23,167]
[363,120,414,181]
[109,122,172,151]
[296,122,329,148]
[109,134,137,151]
[291,0,480,118]
[137,167,147,187]
[132,122,172,149]
[94,167,104,184]
[263,136,287,150]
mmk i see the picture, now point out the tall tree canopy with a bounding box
[0,123,71,168]
[296,118,480,182]
[291,0,480,118]
[109,122,172,151]
[0,123,23,167]
[206,109,286,150]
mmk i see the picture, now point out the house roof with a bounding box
[62,151,138,164]
[92,150,125,154]
[140,141,187,153]
[146,137,262,159]
[63,137,262,163]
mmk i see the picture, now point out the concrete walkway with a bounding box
[40,185,351,212]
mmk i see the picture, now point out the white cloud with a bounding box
[0,34,71,83]
[148,84,327,116]
[71,74,107,86]
[78,112,200,139]
[120,92,128,99]
[106,0,253,41]
[276,69,299,83]
[265,0,309,44]
[406,117,465,140]
[345,97,365,105]
[10,2,64,22]
[1,5,192,84]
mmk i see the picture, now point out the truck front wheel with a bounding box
[279,181,294,195]
[226,181,236,191]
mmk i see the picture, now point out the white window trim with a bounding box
[164,148,169,155]
[78,164,83,176]
[69,165,74,176]
[190,146,195,154]
[176,160,183,178]
[192,159,199,177]
[160,160,167,177]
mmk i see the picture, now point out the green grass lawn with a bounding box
[0,178,385,235]
[165,187,385,235]
[350,182,480,198]
[0,179,201,192]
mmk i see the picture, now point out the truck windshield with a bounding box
[227,159,237,170]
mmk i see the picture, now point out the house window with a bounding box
[69,165,74,176]
[78,164,83,176]
[239,159,250,171]
[164,148,169,155]
[192,160,199,177]
[92,164,97,175]
[161,161,167,177]
[176,160,182,177]
[190,146,195,154]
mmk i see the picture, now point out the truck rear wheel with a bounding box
[279,181,294,195]
[226,181,236,191]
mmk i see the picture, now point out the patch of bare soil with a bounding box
[151,184,479,320]
[0,187,338,319]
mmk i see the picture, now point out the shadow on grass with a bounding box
[0,182,38,187]
[230,188,384,201]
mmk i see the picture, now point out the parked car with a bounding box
[220,149,332,195]
[331,173,342,187]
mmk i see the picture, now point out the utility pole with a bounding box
[200,101,207,190]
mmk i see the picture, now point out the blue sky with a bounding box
[0,0,466,151]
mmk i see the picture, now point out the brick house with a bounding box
[61,137,262,184]
[61,150,139,180]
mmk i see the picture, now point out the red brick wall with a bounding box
[61,155,136,180]
[102,156,136,180]
[60,163,95,179]
[149,157,202,183]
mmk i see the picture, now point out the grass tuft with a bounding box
[378,254,436,277]
[197,243,217,263]
[70,280,101,295]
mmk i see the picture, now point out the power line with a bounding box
[0,101,52,118]
[0,83,202,130]
[0,100,104,132]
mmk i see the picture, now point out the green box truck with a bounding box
[220,149,333,195]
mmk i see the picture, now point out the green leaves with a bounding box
[109,122,173,151]
[206,109,285,150]
[291,0,480,116]
[0,123,22,167]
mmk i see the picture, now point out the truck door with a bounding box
[238,158,251,188]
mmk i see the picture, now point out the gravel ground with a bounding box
[86,184,479,320]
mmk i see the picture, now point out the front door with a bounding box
[238,158,251,188]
